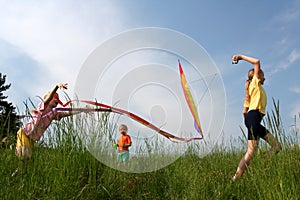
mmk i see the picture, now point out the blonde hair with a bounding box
[31,92,59,114]
[245,68,264,102]
[245,69,254,103]
[119,124,128,132]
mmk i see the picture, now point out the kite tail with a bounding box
[78,100,203,143]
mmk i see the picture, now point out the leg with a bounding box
[15,146,33,160]
[123,151,129,167]
[233,140,258,179]
[12,129,34,176]
[117,152,122,167]
[263,133,281,155]
[12,146,32,176]
[16,129,33,160]
[233,110,260,180]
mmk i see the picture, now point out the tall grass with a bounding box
[0,100,299,199]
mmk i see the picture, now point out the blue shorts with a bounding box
[117,151,129,163]
[244,110,268,140]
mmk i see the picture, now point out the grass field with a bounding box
[0,102,299,199]
[1,145,299,199]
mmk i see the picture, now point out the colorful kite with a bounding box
[20,99,202,142]
[178,60,203,138]
[19,60,204,142]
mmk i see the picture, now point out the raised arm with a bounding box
[232,55,261,77]
[44,83,68,104]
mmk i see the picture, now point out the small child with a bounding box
[114,124,132,166]
[15,83,80,160]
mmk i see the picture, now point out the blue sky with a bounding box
[0,0,299,144]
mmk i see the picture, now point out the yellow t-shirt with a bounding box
[243,75,267,114]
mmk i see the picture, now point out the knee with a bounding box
[15,146,32,160]
[275,142,282,154]
[264,133,282,154]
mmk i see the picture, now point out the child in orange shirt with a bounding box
[114,124,132,166]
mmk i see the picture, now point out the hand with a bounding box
[232,55,241,61]
[58,83,68,90]
[113,142,117,149]
[243,107,248,117]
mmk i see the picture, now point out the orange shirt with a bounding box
[118,134,132,152]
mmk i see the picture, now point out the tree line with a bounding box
[0,73,20,148]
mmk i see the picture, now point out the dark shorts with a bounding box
[245,110,268,140]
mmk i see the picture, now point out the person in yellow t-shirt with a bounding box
[231,55,281,181]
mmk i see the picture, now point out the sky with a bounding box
[1,0,300,147]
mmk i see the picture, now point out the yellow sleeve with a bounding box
[244,98,250,108]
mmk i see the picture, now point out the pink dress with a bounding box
[22,101,63,141]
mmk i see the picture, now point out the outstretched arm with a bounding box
[59,110,81,118]
[232,55,261,77]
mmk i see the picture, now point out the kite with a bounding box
[19,99,202,142]
[178,60,204,138]
[19,60,205,142]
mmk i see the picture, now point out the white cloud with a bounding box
[290,86,300,94]
[289,102,300,118]
[271,0,300,24]
[267,48,300,77]
[288,49,300,63]
[0,1,126,108]
[279,49,300,70]
[276,6,300,23]
[265,1,300,76]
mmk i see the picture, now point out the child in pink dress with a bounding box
[16,83,79,159]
